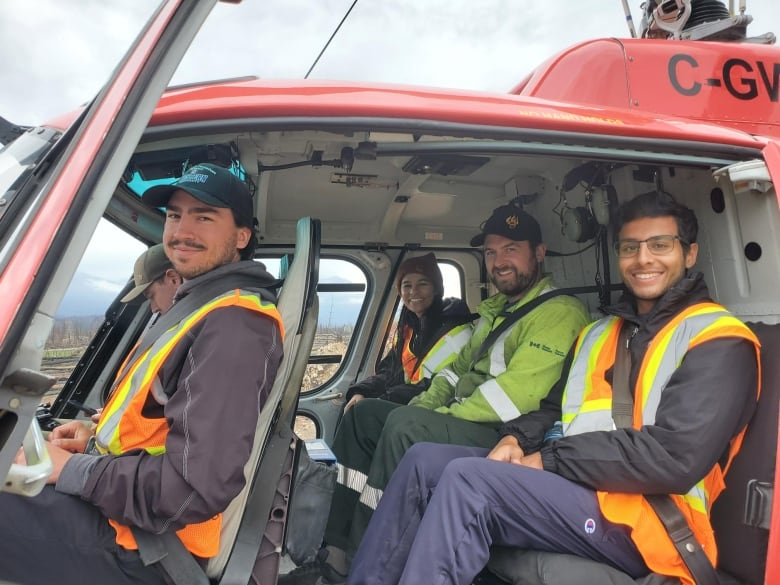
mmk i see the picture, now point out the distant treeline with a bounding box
[46,315,354,352]
[47,315,103,349]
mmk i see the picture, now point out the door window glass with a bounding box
[42,221,145,404]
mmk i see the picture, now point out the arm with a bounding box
[408,321,484,410]
[346,350,402,402]
[541,338,758,493]
[57,306,283,531]
[498,347,573,452]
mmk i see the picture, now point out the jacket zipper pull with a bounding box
[626,325,639,350]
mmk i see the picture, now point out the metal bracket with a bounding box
[744,479,773,530]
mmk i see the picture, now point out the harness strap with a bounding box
[611,324,722,585]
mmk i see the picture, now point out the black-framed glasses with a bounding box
[614,235,687,258]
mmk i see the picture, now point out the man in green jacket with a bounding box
[287,204,591,585]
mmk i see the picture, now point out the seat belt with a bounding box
[114,274,278,386]
[611,321,722,585]
[468,289,565,369]
[131,527,210,585]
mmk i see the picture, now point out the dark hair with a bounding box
[612,191,698,253]
[232,210,258,260]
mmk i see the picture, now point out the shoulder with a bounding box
[198,304,283,337]
[533,294,591,325]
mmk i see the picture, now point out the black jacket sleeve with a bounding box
[345,350,403,401]
[540,338,758,494]
[381,378,432,404]
[498,347,572,453]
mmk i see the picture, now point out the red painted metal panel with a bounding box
[515,37,780,138]
[138,79,764,148]
[0,0,185,342]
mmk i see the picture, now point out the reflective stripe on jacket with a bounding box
[95,288,284,558]
[561,302,760,584]
[401,323,473,383]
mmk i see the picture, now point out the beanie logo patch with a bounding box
[505,214,519,230]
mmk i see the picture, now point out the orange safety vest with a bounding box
[561,302,760,584]
[399,323,472,383]
[94,288,284,558]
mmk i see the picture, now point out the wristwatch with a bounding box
[83,436,98,455]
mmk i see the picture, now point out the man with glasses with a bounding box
[347,191,761,585]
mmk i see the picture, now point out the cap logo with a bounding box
[180,172,209,184]
[505,214,519,230]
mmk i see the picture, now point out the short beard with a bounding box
[490,261,541,300]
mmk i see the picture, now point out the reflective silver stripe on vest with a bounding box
[564,306,747,514]
[420,324,472,379]
[337,463,368,494]
[563,310,731,436]
[96,321,187,451]
[638,309,731,426]
[479,377,522,422]
[358,484,384,510]
[487,327,514,377]
[561,318,616,436]
[437,367,460,388]
[96,289,265,452]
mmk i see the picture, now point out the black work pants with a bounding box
[0,486,166,585]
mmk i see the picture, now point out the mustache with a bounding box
[168,239,206,250]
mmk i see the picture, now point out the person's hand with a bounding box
[49,420,94,453]
[45,442,74,484]
[344,393,365,412]
[90,408,103,424]
[518,451,543,470]
[487,435,525,465]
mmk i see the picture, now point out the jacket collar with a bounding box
[605,271,712,329]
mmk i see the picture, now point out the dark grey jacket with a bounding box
[57,260,284,537]
[501,272,759,495]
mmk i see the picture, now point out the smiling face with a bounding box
[618,215,698,314]
[484,234,545,303]
[399,272,435,318]
[163,190,251,280]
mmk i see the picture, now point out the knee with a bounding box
[383,405,427,439]
[402,442,439,469]
[439,456,487,488]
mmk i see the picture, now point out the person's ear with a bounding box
[165,269,182,286]
[684,242,698,269]
[534,243,547,263]
[236,226,251,250]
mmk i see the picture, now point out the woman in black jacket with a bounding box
[344,253,472,410]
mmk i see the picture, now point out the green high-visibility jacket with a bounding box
[410,276,591,423]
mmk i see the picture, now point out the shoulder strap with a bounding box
[116,274,277,383]
[611,324,722,585]
[611,321,635,429]
[469,289,566,369]
[131,527,209,585]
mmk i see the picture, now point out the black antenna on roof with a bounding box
[620,0,638,37]
[304,0,359,79]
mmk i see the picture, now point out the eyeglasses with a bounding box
[614,235,687,258]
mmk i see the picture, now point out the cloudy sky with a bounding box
[2,0,779,315]
[4,0,780,126]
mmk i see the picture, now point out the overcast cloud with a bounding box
[4,0,779,126]
[1,0,778,316]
